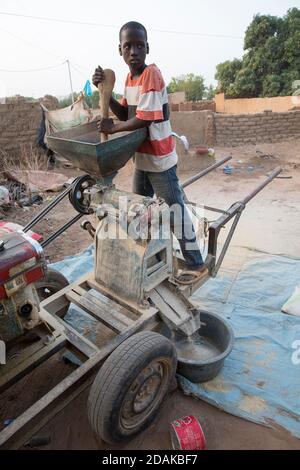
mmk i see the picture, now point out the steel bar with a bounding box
[242,167,282,205]
[0,336,66,394]
[41,213,83,248]
[213,211,242,276]
[185,200,230,215]
[23,183,75,232]
[0,312,159,449]
[202,205,230,215]
[208,202,244,239]
[209,168,282,235]
[181,156,232,189]
[207,167,283,272]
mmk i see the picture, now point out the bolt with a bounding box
[43,335,54,346]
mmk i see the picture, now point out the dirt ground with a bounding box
[1,138,300,450]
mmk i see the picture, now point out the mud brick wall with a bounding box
[0,95,58,156]
[177,100,216,112]
[170,111,214,147]
[214,110,300,146]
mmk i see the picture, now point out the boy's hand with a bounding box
[92,66,105,87]
[97,118,116,134]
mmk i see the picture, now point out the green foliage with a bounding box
[205,84,217,100]
[244,14,280,50]
[58,92,80,108]
[59,90,123,109]
[167,73,206,101]
[261,74,282,97]
[215,59,242,97]
[84,90,99,109]
[215,8,300,98]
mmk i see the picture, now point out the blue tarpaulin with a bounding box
[51,245,300,438]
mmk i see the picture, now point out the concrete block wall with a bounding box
[214,110,300,146]
[0,100,299,161]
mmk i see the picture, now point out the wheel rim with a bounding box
[36,285,57,301]
[68,175,95,214]
[119,357,172,431]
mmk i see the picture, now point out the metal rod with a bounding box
[23,184,74,233]
[207,166,283,274]
[209,168,283,234]
[0,310,158,449]
[185,201,229,215]
[213,211,242,276]
[181,155,232,189]
[203,205,229,215]
[41,213,83,248]
[66,59,75,105]
[242,167,282,205]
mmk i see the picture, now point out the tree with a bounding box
[215,59,242,97]
[59,90,123,109]
[204,84,217,100]
[215,8,300,98]
[58,92,80,108]
[84,90,99,109]
[167,73,206,101]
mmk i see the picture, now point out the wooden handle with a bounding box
[98,69,116,143]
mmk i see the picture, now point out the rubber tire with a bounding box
[35,268,70,318]
[87,331,177,444]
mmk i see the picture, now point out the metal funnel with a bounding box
[47,121,147,177]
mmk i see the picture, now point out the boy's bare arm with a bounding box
[115,116,150,132]
[97,116,150,134]
[109,96,128,121]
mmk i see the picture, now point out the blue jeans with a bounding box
[133,166,204,268]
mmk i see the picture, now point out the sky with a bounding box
[0,0,299,99]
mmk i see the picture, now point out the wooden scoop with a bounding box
[98,69,116,143]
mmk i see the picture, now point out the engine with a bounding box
[0,230,46,344]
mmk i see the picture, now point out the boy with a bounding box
[92,21,207,281]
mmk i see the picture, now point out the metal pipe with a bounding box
[23,184,74,233]
[242,167,282,205]
[207,166,283,275]
[181,156,232,189]
[41,213,83,248]
[213,211,242,276]
[184,200,229,215]
[209,167,283,234]
[66,59,75,105]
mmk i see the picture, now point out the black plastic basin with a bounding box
[158,311,234,383]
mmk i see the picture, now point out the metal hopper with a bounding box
[47,121,148,177]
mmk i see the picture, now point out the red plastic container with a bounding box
[195,146,209,155]
[170,415,206,450]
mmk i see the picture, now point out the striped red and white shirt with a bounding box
[121,64,178,172]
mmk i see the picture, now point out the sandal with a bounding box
[174,267,209,285]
